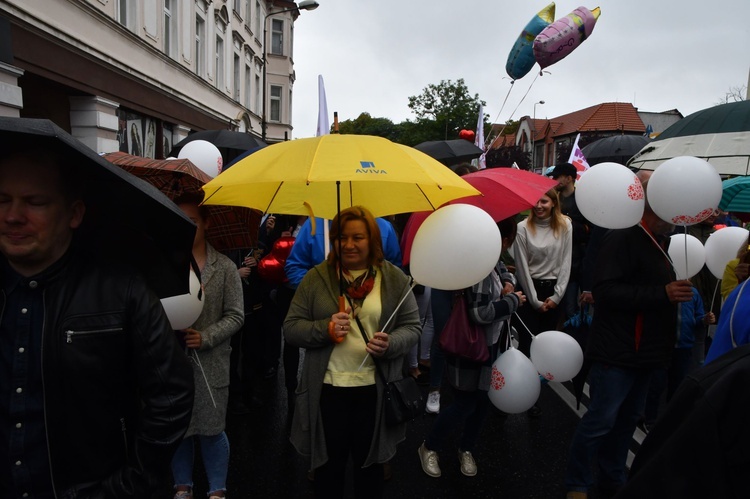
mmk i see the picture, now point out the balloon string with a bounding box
[638,222,676,275]
[357,279,418,372]
[710,279,721,315]
[486,73,541,150]
[191,350,217,408]
[512,312,536,340]
[484,82,516,147]
[683,225,689,281]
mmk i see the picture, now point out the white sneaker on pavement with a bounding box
[426,391,440,414]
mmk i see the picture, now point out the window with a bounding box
[245,0,252,26]
[164,0,176,57]
[270,85,282,122]
[271,19,283,55]
[195,15,206,77]
[233,0,242,16]
[215,35,225,89]
[118,0,134,30]
[255,74,261,113]
[244,64,252,109]
[289,23,294,59]
[233,53,241,101]
[255,1,261,34]
[288,88,293,123]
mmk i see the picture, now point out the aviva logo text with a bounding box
[356,161,388,174]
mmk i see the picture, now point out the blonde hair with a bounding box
[526,188,568,238]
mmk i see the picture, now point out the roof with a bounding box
[489,102,652,150]
[549,102,645,136]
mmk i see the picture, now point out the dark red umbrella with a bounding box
[103,152,261,251]
[401,167,557,265]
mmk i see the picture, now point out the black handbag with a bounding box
[350,306,424,426]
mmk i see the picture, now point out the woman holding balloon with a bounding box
[284,206,421,499]
[511,188,572,415]
[418,217,525,479]
[171,193,244,499]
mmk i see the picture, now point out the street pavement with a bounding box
[154,362,647,499]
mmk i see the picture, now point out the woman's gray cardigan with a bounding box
[185,243,244,437]
[284,260,421,470]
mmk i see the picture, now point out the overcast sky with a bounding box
[290,0,750,139]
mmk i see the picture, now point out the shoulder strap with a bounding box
[346,294,389,386]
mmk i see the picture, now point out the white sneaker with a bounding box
[458,450,477,476]
[426,391,440,414]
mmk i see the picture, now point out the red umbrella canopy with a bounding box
[103,152,261,251]
[401,167,558,265]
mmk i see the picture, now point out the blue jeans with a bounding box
[425,388,491,453]
[171,432,230,494]
[565,363,653,493]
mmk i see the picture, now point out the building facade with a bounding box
[0,0,306,156]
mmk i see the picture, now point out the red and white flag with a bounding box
[567,133,590,178]
[473,104,486,169]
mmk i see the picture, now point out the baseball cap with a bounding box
[550,163,578,179]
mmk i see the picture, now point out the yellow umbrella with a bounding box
[201,134,480,220]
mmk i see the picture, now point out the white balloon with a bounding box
[487,347,541,414]
[575,162,645,229]
[647,156,723,226]
[668,233,706,280]
[178,140,223,178]
[530,330,584,383]
[160,269,204,330]
[410,204,502,290]
[704,226,750,279]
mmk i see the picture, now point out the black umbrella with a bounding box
[0,117,196,299]
[414,139,484,166]
[581,135,651,166]
[170,129,267,165]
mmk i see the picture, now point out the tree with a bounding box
[485,146,530,169]
[716,84,748,105]
[407,79,487,141]
[337,113,399,141]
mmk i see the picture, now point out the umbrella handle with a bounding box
[327,296,348,344]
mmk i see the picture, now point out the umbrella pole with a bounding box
[336,180,346,313]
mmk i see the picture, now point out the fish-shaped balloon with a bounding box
[532,6,600,70]
[505,3,556,81]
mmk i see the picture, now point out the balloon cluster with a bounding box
[506,3,601,81]
[489,331,584,414]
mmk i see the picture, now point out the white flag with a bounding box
[316,75,330,137]
[473,104,487,169]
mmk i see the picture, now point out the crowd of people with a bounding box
[2,117,750,499]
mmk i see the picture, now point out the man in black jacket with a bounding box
[564,171,694,499]
[614,343,750,498]
[0,149,194,498]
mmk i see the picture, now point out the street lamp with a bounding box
[262,0,319,142]
[531,100,545,170]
